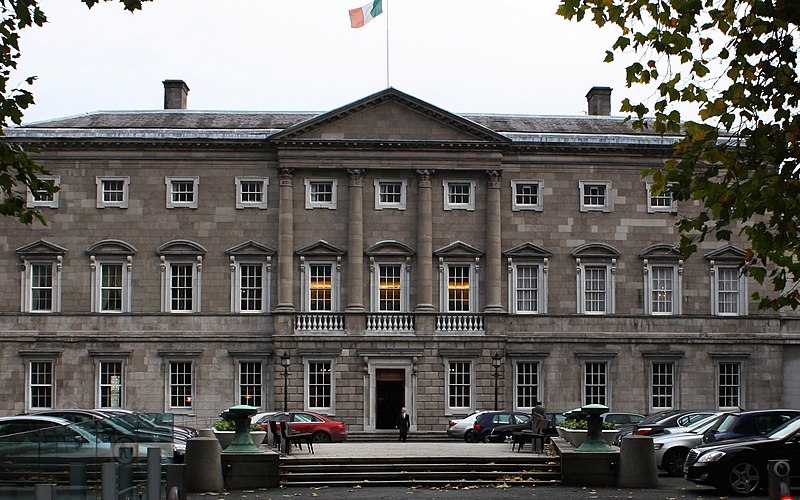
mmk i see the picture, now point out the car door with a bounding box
[289,412,321,434]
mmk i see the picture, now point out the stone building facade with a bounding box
[1,82,798,431]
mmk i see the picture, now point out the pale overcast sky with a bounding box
[13,0,666,124]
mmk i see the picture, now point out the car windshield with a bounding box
[687,414,723,434]
[639,410,681,425]
[767,416,800,440]
[713,414,740,433]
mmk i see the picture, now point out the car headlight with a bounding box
[653,443,663,450]
[697,451,727,463]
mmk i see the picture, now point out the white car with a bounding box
[446,411,487,441]
[652,413,723,476]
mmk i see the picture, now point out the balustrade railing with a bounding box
[294,313,345,332]
[435,314,485,333]
[366,314,415,333]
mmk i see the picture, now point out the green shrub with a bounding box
[213,420,262,431]
[557,419,616,430]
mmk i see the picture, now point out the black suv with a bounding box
[469,411,530,442]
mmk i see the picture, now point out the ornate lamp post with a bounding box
[492,352,502,411]
[280,351,291,412]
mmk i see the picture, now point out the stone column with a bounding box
[346,169,365,312]
[485,169,504,312]
[415,169,435,312]
[275,168,295,312]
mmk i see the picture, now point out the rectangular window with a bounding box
[239,264,264,312]
[30,263,54,312]
[584,266,607,314]
[27,176,60,208]
[378,264,402,312]
[309,264,333,311]
[165,177,199,209]
[170,264,194,312]
[239,361,263,407]
[584,362,607,406]
[515,361,540,409]
[100,263,124,312]
[447,264,471,312]
[29,361,54,410]
[98,361,124,409]
[646,182,676,213]
[305,179,338,209]
[448,361,471,409]
[718,362,741,409]
[717,267,740,315]
[515,264,539,313]
[96,177,129,208]
[308,361,332,409]
[374,180,407,210]
[169,361,193,409]
[579,181,611,212]
[443,180,476,211]
[511,180,543,211]
[650,266,674,314]
[236,177,268,209]
[651,362,674,410]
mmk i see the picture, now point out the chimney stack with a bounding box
[586,86,612,116]
[163,80,189,110]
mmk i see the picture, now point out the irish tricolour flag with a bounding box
[349,0,383,28]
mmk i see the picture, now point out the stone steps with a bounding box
[345,430,452,442]
[280,455,561,487]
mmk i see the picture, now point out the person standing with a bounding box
[396,406,410,442]
[531,399,546,418]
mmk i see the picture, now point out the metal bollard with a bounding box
[768,459,791,500]
[33,484,55,500]
[147,448,162,500]
[101,462,117,500]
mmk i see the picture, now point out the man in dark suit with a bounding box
[396,406,410,442]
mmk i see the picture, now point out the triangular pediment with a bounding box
[704,244,747,261]
[16,239,68,257]
[434,241,484,258]
[270,88,510,144]
[296,240,347,257]
[225,240,276,257]
[503,242,552,259]
[87,239,138,256]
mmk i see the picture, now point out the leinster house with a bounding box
[1,81,798,432]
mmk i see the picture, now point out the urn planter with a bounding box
[213,430,266,450]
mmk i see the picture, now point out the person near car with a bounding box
[531,400,546,419]
[396,407,410,442]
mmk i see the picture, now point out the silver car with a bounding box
[446,411,487,441]
[653,413,723,476]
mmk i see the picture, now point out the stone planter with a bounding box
[556,428,618,448]
[213,430,267,450]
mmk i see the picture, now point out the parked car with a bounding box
[447,410,487,440]
[470,411,531,443]
[653,413,725,476]
[253,411,347,443]
[601,412,644,429]
[614,409,717,445]
[701,409,800,444]
[684,415,800,496]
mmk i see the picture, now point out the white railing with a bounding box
[366,314,415,333]
[435,314,485,333]
[294,313,345,332]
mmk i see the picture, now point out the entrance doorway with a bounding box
[375,369,405,429]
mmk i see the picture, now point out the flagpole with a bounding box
[385,0,390,88]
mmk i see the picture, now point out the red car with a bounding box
[254,411,347,443]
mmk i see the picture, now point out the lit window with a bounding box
[447,264,472,312]
[649,265,677,314]
[578,181,612,212]
[583,361,608,406]
[305,179,338,209]
[96,177,129,209]
[307,360,333,410]
[646,182,676,213]
[236,177,268,209]
[308,263,334,312]
[169,361,193,409]
[378,264,403,312]
[98,361,124,409]
[443,180,476,211]
[239,361,263,408]
[515,361,540,410]
[29,360,54,410]
[165,177,199,209]
[511,180,544,211]
[27,176,60,208]
[374,180,407,210]
[447,360,472,411]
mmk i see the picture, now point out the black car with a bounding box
[613,409,717,445]
[470,411,531,443]
[684,415,800,496]
[487,411,566,443]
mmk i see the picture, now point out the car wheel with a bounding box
[725,460,761,496]
[482,433,492,443]
[662,448,689,477]
[464,430,475,443]
[312,431,331,443]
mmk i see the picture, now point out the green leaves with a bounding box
[558,0,800,310]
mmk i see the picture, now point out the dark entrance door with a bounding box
[376,369,405,429]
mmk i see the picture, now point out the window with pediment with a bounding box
[226,241,275,313]
[17,240,67,313]
[505,243,551,314]
[639,244,683,315]
[572,243,620,315]
[366,241,414,313]
[435,242,483,313]
[157,240,206,313]
[87,240,137,313]
[297,240,346,312]
[705,245,748,316]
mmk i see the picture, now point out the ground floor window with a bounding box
[98,361,124,408]
[583,361,608,406]
[307,360,333,411]
[515,361,540,410]
[169,361,193,409]
[29,360,54,410]
[447,360,473,411]
[717,361,741,410]
[650,362,675,411]
[239,361,263,408]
